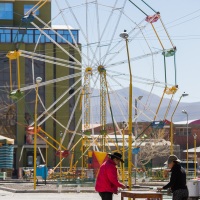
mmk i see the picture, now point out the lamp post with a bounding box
[60,131,63,181]
[134,96,143,185]
[46,137,48,168]
[122,121,126,184]
[193,133,197,179]
[34,77,42,190]
[170,93,188,155]
[81,132,85,179]
[120,30,132,191]
[182,109,189,174]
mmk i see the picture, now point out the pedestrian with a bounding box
[158,155,188,200]
[95,152,128,200]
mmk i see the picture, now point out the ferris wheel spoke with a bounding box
[29,77,82,126]
[31,22,82,66]
[37,93,72,131]
[34,14,81,54]
[21,53,82,71]
[67,112,83,150]
[107,71,155,87]
[105,102,124,143]
[122,11,156,80]
[102,0,127,65]
[106,74,156,121]
[100,18,144,64]
[90,0,119,67]
[18,72,83,93]
[107,69,173,88]
[37,85,83,126]
[95,0,101,63]
[116,90,154,122]
[86,0,89,66]
[54,0,88,67]
[60,70,100,144]
[103,19,148,66]
[61,89,83,145]
[107,83,128,123]
[64,0,99,65]
[21,50,82,67]
[106,80,128,132]
[105,49,165,68]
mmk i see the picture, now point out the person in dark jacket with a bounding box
[95,152,128,200]
[158,155,188,200]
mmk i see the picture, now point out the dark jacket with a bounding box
[163,163,187,192]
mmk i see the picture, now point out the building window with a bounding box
[0,3,13,20]
[24,5,39,16]
[0,28,79,44]
[175,127,191,136]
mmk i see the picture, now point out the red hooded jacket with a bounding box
[95,159,124,194]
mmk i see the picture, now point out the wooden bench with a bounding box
[121,191,163,200]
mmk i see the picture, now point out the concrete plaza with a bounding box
[0,189,172,200]
[0,190,120,200]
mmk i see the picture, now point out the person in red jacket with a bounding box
[95,152,128,200]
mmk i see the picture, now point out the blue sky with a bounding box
[52,0,200,103]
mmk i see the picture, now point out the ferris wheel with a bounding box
[5,0,177,168]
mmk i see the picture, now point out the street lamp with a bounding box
[193,133,197,179]
[170,92,188,155]
[34,77,42,190]
[182,109,189,174]
[45,136,48,185]
[122,121,126,183]
[120,30,132,190]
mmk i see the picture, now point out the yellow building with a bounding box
[0,0,82,177]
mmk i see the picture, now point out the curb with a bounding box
[0,186,96,193]
[0,186,17,193]
[0,182,167,193]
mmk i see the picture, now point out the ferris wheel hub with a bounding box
[85,67,92,74]
[98,65,106,73]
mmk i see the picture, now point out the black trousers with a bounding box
[99,192,113,200]
[173,189,189,200]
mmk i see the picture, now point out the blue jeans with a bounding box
[99,192,113,200]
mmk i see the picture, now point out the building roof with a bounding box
[174,119,200,125]
[183,147,200,153]
[51,24,75,30]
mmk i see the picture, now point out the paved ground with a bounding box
[0,190,122,200]
[0,182,172,199]
[0,190,172,200]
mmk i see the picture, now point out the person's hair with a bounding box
[111,155,115,160]
[173,161,179,165]
[111,155,119,161]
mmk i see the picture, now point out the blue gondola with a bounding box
[132,147,140,154]
[151,121,165,129]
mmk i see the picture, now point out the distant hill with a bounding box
[89,87,200,123]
